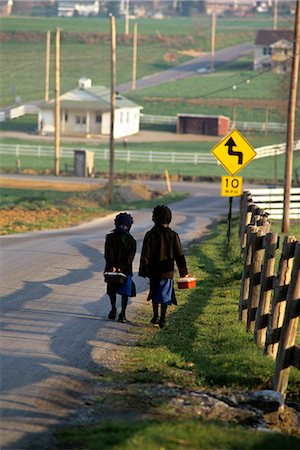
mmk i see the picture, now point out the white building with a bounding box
[39,78,142,139]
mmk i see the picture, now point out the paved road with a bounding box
[0,180,242,449]
[117,42,253,93]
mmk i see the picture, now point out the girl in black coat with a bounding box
[104,212,136,323]
[139,205,188,328]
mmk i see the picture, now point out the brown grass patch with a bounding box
[0,178,103,192]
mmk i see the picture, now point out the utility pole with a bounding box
[45,30,51,101]
[132,21,137,90]
[125,0,129,36]
[108,14,116,204]
[282,0,300,233]
[211,12,216,72]
[55,28,60,177]
[273,0,278,31]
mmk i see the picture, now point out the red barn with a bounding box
[176,114,230,136]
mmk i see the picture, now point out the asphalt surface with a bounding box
[0,179,242,449]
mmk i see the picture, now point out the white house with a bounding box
[39,78,142,139]
[254,29,294,73]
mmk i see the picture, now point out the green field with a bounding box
[0,14,290,35]
[0,15,292,108]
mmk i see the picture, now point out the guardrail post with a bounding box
[254,232,279,347]
[273,242,300,397]
[265,236,297,359]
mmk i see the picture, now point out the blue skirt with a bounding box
[152,279,173,305]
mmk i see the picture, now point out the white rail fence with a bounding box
[0,141,299,165]
[250,187,300,220]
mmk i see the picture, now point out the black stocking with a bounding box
[160,304,167,322]
[121,295,128,316]
[152,300,159,319]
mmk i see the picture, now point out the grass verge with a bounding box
[56,218,300,450]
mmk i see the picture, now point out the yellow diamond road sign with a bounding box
[211,129,257,175]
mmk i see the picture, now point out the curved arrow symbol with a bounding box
[225,137,243,165]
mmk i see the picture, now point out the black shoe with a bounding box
[118,313,126,323]
[159,319,165,329]
[150,317,159,325]
[108,308,116,320]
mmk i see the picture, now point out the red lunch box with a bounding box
[177,276,197,289]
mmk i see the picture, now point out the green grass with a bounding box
[1,15,288,35]
[57,419,300,450]
[127,219,299,392]
[128,66,287,101]
[56,218,300,450]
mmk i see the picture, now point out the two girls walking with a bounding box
[104,205,189,328]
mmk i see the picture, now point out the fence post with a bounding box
[273,242,300,396]
[239,225,257,322]
[254,232,279,347]
[265,236,297,358]
[247,228,268,333]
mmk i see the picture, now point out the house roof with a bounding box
[255,29,293,46]
[42,85,141,111]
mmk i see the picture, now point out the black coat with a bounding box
[104,230,136,297]
[104,230,136,275]
[138,225,188,280]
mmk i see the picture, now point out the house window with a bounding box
[263,47,272,55]
[120,111,124,123]
[126,111,130,123]
[75,115,86,125]
[95,112,102,123]
[64,112,68,122]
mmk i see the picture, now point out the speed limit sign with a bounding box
[221,175,242,197]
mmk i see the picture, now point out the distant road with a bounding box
[117,41,253,93]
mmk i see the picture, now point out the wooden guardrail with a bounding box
[239,191,300,397]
